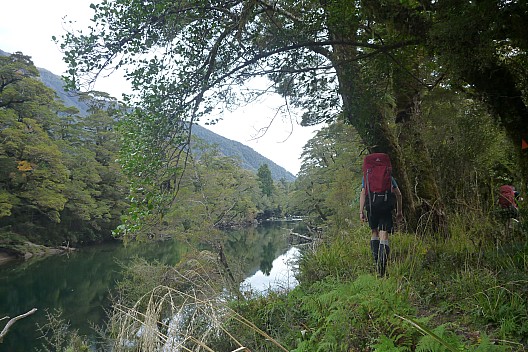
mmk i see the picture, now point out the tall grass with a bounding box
[107,285,290,351]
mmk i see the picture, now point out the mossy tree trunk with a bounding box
[327,21,445,232]
[396,92,447,234]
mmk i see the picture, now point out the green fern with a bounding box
[403,318,510,352]
[472,333,508,352]
[372,335,410,351]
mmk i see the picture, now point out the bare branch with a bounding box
[0,308,38,343]
[257,0,303,23]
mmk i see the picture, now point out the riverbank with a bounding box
[0,231,76,265]
[0,222,298,350]
[0,244,76,265]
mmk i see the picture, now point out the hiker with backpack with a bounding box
[498,184,523,229]
[359,153,403,277]
[498,185,522,213]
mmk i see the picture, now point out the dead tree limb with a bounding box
[0,308,37,343]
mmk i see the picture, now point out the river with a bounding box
[0,221,305,351]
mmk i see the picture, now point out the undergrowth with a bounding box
[230,213,528,351]
[40,212,527,351]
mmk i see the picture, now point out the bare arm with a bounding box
[359,187,366,221]
[393,186,403,218]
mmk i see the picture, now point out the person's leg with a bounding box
[377,211,393,277]
[370,229,380,264]
[368,211,380,265]
[378,230,390,276]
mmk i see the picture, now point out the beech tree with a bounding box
[58,1,422,228]
[257,164,274,197]
[0,54,69,223]
[359,0,528,186]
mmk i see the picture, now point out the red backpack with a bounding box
[498,185,516,209]
[363,153,393,195]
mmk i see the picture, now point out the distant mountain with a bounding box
[0,49,295,181]
[1,49,90,115]
[38,67,91,116]
[192,124,296,181]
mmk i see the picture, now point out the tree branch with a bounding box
[0,308,37,343]
[202,38,418,100]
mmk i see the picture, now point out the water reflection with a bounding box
[0,221,305,350]
[241,247,299,292]
[0,240,186,350]
[223,221,300,278]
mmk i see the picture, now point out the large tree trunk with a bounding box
[395,92,447,234]
[329,50,420,229]
[323,3,446,233]
[330,55,448,233]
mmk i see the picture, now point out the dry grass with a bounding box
[108,250,289,352]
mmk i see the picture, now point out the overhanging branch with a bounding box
[0,308,38,343]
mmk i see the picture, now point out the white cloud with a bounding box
[1,1,91,75]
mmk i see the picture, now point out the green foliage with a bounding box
[239,218,528,350]
[414,324,471,352]
[99,218,528,351]
[57,0,528,236]
[292,276,417,351]
[371,334,409,352]
[471,283,528,340]
[420,89,515,213]
[413,324,507,352]
[292,122,363,226]
[114,258,173,307]
[115,107,185,239]
[296,227,371,284]
[257,163,274,197]
[163,140,262,231]
[115,134,290,241]
[36,1,528,349]
[229,273,419,352]
[0,53,127,246]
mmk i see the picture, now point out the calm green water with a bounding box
[0,222,302,351]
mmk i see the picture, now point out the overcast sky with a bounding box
[0,0,322,175]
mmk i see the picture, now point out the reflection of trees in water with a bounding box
[259,242,275,275]
[0,240,187,350]
[0,225,303,349]
[222,222,295,278]
[0,250,118,349]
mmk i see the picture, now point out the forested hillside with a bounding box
[0,52,128,249]
[191,125,296,181]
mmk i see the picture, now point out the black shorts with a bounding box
[367,207,394,232]
[498,206,519,220]
[366,192,395,232]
